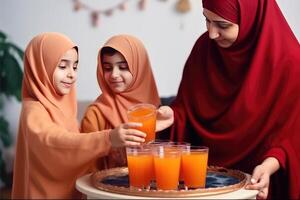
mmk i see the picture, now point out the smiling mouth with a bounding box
[111,81,123,84]
[62,82,74,88]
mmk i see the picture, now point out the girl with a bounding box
[81,35,172,170]
[12,32,146,198]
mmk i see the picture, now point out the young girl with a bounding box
[81,35,170,170]
[12,32,146,199]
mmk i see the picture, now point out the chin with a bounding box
[111,87,125,93]
[217,43,231,48]
[216,40,235,48]
[59,89,71,95]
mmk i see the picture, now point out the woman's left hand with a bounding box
[245,157,280,199]
[246,164,270,199]
[155,106,174,132]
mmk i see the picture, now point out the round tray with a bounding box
[91,166,247,198]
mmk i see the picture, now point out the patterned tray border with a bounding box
[90,166,247,198]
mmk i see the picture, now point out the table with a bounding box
[76,173,258,199]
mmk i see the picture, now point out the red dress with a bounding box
[168,0,300,198]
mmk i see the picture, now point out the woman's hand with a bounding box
[246,157,280,199]
[156,106,174,132]
[109,123,146,147]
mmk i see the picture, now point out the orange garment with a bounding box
[12,32,111,199]
[81,35,160,170]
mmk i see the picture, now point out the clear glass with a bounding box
[181,146,209,189]
[152,144,182,190]
[127,103,157,143]
[126,145,154,189]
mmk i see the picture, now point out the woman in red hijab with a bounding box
[160,0,300,199]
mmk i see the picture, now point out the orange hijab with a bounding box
[12,33,113,198]
[93,35,160,127]
[22,32,78,132]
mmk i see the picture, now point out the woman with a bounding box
[160,0,300,199]
[12,32,146,198]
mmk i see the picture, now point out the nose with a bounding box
[111,66,120,78]
[67,67,75,78]
[208,24,220,40]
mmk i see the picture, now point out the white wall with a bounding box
[0,0,299,136]
[1,0,299,100]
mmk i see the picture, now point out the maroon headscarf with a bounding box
[169,0,300,198]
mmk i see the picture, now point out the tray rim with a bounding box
[90,166,247,198]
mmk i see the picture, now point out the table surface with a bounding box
[76,173,259,199]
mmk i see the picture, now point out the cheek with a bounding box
[103,73,110,83]
[228,27,239,41]
[73,71,78,81]
[125,73,133,84]
[53,71,61,84]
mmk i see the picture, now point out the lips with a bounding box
[110,81,123,84]
[61,81,74,88]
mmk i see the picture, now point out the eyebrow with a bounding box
[60,59,78,63]
[102,61,127,64]
[203,13,231,24]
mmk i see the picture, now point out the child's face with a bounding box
[203,8,239,48]
[53,48,78,95]
[102,51,133,93]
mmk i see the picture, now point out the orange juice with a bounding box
[127,154,154,188]
[166,142,191,181]
[127,104,157,143]
[153,146,181,190]
[181,147,209,188]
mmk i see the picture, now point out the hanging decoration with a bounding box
[72,0,130,27]
[138,0,148,11]
[72,0,192,28]
[176,0,191,14]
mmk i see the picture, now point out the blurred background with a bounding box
[0,0,299,196]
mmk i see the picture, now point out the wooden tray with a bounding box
[90,166,247,198]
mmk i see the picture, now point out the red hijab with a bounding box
[170,0,300,198]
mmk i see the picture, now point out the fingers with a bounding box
[125,133,145,143]
[157,106,167,114]
[256,187,268,199]
[124,141,143,147]
[123,122,142,129]
[247,169,269,189]
[251,166,264,184]
[245,166,269,200]
[157,106,173,116]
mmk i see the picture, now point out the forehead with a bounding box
[203,8,232,23]
[102,51,126,62]
[60,48,78,60]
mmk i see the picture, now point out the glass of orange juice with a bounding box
[126,145,154,189]
[168,142,191,182]
[127,103,157,143]
[153,144,181,190]
[181,146,209,189]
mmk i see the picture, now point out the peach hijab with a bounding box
[12,33,87,198]
[93,34,160,127]
[22,32,78,132]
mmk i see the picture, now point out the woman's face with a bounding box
[203,8,239,48]
[53,48,78,95]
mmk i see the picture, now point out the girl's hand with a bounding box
[109,123,146,147]
[156,106,174,132]
[245,157,280,199]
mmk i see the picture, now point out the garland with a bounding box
[72,0,191,27]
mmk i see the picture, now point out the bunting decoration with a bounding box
[176,0,191,13]
[72,0,191,28]
[72,0,130,27]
